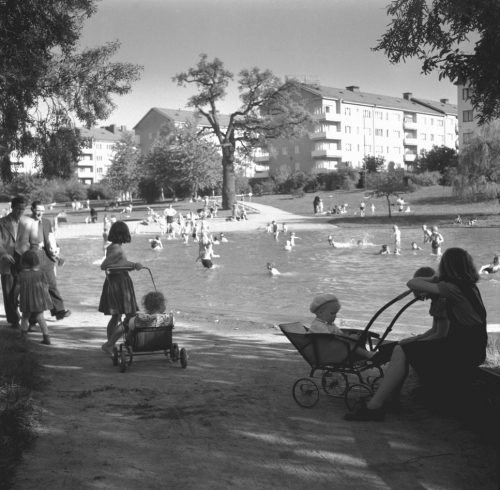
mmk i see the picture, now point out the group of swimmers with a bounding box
[377,225,443,256]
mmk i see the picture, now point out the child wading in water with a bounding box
[102,291,174,354]
[392,225,401,254]
[196,243,219,269]
[99,222,143,346]
[430,226,444,255]
[16,250,53,345]
[267,262,280,275]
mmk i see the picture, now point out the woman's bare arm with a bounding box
[406,277,440,295]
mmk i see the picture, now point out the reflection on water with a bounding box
[59,226,500,334]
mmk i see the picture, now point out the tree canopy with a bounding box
[363,155,386,173]
[0,0,142,180]
[173,54,312,209]
[374,0,500,124]
[143,120,222,199]
[365,173,415,218]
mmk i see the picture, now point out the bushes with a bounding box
[250,179,277,196]
[317,168,359,191]
[407,171,441,187]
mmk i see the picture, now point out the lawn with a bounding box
[248,186,500,228]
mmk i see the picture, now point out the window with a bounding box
[386,113,389,120]
[438,135,444,143]
[325,106,332,113]
[420,133,426,140]
[357,127,360,134]
[345,125,351,134]
[295,162,300,171]
[107,144,113,150]
[344,107,351,116]
[430,119,434,126]
[97,168,103,174]
[375,146,383,153]
[282,147,288,155]
[363,110,371,118]
[421,117,426,125]
[430,134,434,142]
[375,111,383,120]
[394,114,401,122]
[345,143,352,151]
[462,88,471,100]
[364,128,372,136]
[364,145,372,153]
[96,155,103,161]
[387,146,390,153]
[463,110,474,122]
[393,147,401,154]
[393,130,401,138]
[463,132,473,144]
[357,144,360,152]
[438,120,444,127]
[386,130,389,137]
[375,129,383,137]
[96,144,102,149]
[294,145,300,154]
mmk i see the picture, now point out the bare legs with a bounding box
[21,312,50,344]
[106,314,121,340]
[367,345,409,409]
[102,316,136,356]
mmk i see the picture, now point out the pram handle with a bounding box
[105,266,157,292]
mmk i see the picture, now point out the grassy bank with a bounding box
[0,330,42,490]
[251,186,500,228]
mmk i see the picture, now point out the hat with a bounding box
[309,294,340,313]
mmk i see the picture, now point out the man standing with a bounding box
[163,204,177,234]
[30,201,71,321]
[0,196,39,328]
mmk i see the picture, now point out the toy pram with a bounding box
[106,266,188,373]
[280,291,419,412]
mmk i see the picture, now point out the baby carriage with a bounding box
[107,266,188,373]
[280,291,418,412]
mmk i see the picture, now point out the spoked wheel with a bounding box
[367,375,382,393]
[112,346,118,366]
[292,378,320,408]
[344,383,373,412]
[321,371,348,396]
[170,343,179,362]
[127,345,134,366]
[180,348,188,368]
[119,348,127,373]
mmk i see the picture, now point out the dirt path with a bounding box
[11,312,498,490]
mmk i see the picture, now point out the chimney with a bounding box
[346,86,360,92]
[403,92,412,100]
[120,125,127,132]
[440,99,449,104]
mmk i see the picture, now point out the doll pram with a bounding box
[106,266,188,373]
[280,291,419,412]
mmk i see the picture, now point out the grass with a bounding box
[250,186,500,228]
[0,330,42,490]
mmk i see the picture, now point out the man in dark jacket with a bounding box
[30,201,71,323]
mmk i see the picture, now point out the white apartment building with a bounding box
[456,83,477,147]
[265,84,458,175]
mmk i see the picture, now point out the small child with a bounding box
[328,235,335,247]
[16,250,53,345]
[411,242,422,250]
[102,291,174,355]
[429,226,443,255]
[308,294,375,360]
[282,223,288,233]
[272,221,279,240]
[267,262,280,275]
[392,225,401,253]
[265,223,272,233]
[284,240,292,251]
[289,231,300,246]
[371,203,375,216]
[379,244,390,254]
[196,243,219,269]
[220,233,228,242]
[149,235,163,250]
[422,224,432,243]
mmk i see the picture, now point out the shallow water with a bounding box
[60,226,500,335]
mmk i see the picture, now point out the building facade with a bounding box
[456,83,477,148]
[265,84,458,176]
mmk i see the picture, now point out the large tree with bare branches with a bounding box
[173,54,312,209]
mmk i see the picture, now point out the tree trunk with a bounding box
[386,194,392,218]
[221,147,236,210]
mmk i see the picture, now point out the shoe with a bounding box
[344,403,386,422]
[41,334,51,345]
[56,310,71,320]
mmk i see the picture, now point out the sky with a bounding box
[79,0,458,130]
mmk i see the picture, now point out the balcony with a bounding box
[403,120,418,130]
[313,111,342,122]
[403,137,418,146]
[254,155,270,163]
[309,131,342,140]
[311,149,342,158]
[404,154,417,162]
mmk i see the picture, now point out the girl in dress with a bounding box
[99,222,143,346]
[16,250,53,345]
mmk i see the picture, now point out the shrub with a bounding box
[87,182,115,200]
[138,178,162,203]
[251,179,276,195]
[291,187,305,198]
[407,171,441,187]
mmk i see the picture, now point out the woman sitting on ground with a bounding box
[345,247,487,421]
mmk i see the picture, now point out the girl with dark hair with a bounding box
[16,250,53,344]
[99,222,143,346]
[345,248,487,421]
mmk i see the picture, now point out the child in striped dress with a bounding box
[16,250,53,345]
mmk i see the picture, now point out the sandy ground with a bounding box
[7,203,499,490]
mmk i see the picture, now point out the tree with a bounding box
[417,145,458,176]
[107,133,142,199]
[452,122,500,201]
[173,54,312,209]
[363,155,386,173]
[365,173,416,218]
[373,0,500,124]
[0,1,142,180]
[143,119,222,198]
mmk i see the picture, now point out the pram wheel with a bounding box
[112,346,118,366]
[292,378,319,408]
[344,383,373,412]
[322,371,348,396]
[127,345,134,365]
[119,348,127,373]
[180,348,188,368]
[367,375,382,393]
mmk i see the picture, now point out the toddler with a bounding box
[411,242,422,250]
[149,235,163,250]
[430,226,443,255]
[289,231,300,246]
[267,262,280,275]
[16,250,53,345]
[392,225,401,253]
[308,294,375,360]
[102,291,174,355]
[379,244,390,254]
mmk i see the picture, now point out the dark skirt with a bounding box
[98,271,139,316]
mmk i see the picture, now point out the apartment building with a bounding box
[456,83,478,147]
[265,84,458,175]
[76,125,131,185]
